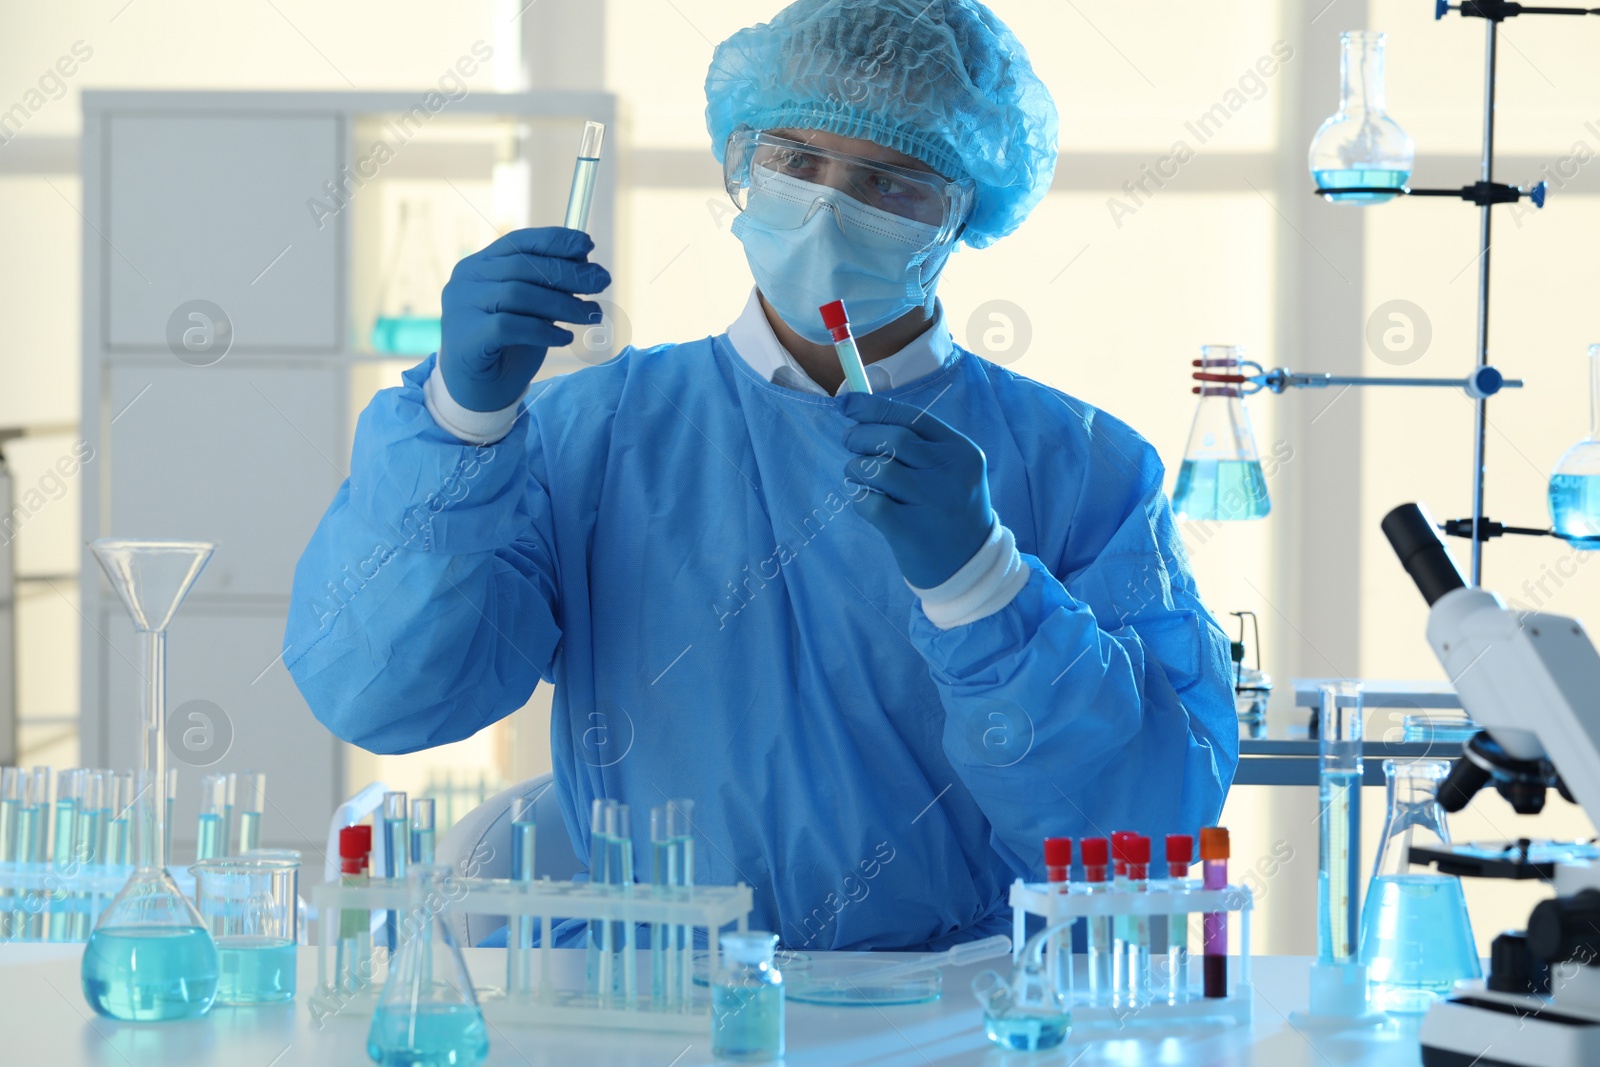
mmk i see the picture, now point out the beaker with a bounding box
[1309,31,1414,204]
[972,920,1071,1052]
[370,199,446,356]
[1549,344,1600,547]
[192,856,298,1005]
[1172,346,1270,521]
[367,866,489,1067]
[81,540,219,1022]
[1358,759,1480,1013]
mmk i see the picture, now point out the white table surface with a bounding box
[0,945,1429,1066]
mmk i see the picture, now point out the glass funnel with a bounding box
[1309,31,1415,204]
[1549,344,1600,547]
[1358,759,1480,1014]
[1172,345,1270,521]
[370,199,447,356]
[368,866,489,1067]
[81,539,219,1021]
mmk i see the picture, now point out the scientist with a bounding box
[286,0,1237,951]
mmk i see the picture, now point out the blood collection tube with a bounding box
[1201,826,1230,998]
[1080,836,1112,1006]
[1125,835,1151,1007]
[337,824,373,994]
[1165,833,1194,1003]
[1111,831,1135,1003]
[1043,837,1073,999]
[819,300,872,394]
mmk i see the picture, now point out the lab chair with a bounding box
[435,772,583,946]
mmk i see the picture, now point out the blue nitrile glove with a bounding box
[439,227,612,412]
[841,391,994,589]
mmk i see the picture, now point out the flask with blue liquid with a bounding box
[1549,344,1600,547]
[1172,345,1271,521]
[1309,31,1414,204]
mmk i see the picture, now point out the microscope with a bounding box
[1384,503,1600,1067]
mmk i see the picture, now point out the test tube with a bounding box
[1124,835,1151,1008]
[1043,837,1073,1001]
[819,300,872,394]
[382,792,408,953]
[222,771,237,856]
[21,768,50,938]
[586,799,611,998]
[48,770,82,940]
[650,806,674,1008]
[72,772,106,939]
[1080,837,1112,1006]
[0,768,19,939]
[235,772,266,854]
[336,824,373,995]
[104,772,133,867]
[1164,834,1194,1004]
[410,798,435,866]
[507,796,537,998]
[196,775,226,861]
[605,802,635,1006]
[1110,830,1133,1004]
[1318,683,1363,965]
[563,120,606,232]
[1201,827,1230,998]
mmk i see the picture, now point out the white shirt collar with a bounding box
[724,288,953,396]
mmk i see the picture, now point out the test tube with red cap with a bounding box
[819,300,873,394]
[1110,832,1136,1003]
[1200,826,1230,998]
[337,823,373,994]
[1164,833,1194,1003]
[1080,836,1113,1006]
[1043,837,1073,999]
[1123,835,1152,1007]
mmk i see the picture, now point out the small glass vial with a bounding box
[713,931,784,1062]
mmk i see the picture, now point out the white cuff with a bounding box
[909,519,1030,630]
[423,365,522,445]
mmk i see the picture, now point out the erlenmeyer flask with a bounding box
[1309,31,1415,204]
[81,540,220,1021]
[1172,345,1270,521]
[371,200,447,356]
[368,866,489,1067]
[1549,344,1600,547]
[1358,759,1480,1013]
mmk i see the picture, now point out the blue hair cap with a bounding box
[706,0,1059,249]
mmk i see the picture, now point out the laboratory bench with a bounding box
[0,943,1432,1065]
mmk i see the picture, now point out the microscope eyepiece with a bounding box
[1382,504,1467,607]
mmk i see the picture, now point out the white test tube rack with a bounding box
[0,863,139,942]
[310,876,753,1034]
[1008,877,1255,1026]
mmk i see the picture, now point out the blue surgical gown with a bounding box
[284,338,1238,951]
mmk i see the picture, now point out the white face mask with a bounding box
[731,171,951,345]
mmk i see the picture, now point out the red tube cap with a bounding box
[1200,826,1231,860]
[1127,835,1150,865]
[340,823,372,859]
[1043,837,1072,868]
[1080,837,1109,866]
[1112,831,1138,864]
[1166,834,1194,866]
[819,300,849,331]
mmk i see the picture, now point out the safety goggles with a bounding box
[724,127,975,246]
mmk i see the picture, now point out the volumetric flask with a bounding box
[1359,759,1480,1013]
[1309,32,1414,203]
[192,856,298,1005]
[1549,344,1600,547]
[1172,346,1270,521]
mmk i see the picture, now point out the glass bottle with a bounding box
[1549,344,1600,547]
[368,866,489,1067]
[1172,345,1270,521]
[1309,31,1415,204]
[81,540,220,1022]
[1358,759,1480,1013]
[713,931,785,1062]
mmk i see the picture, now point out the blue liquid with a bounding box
[216,935,296,1004]
[412,826,436,866]
[1550,473,1600,547]
[1359,873,1480,1013]
[236,810,262,853]
[196,812,223,861]
[371,316,443,356]
[81,925,219,1021]
[1173,459,1270,521]
[983,1010,1071,1051]
[367,1002,488,1067]
[1318,770,1359,963]
[1314,168,1410,204]
[712,983,784,1061]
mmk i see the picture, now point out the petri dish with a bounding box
[783,954,942,1006]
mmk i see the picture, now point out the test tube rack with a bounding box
[0,863,133,941]
[309,876,753,1034]
[1008,877,1255,1026]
